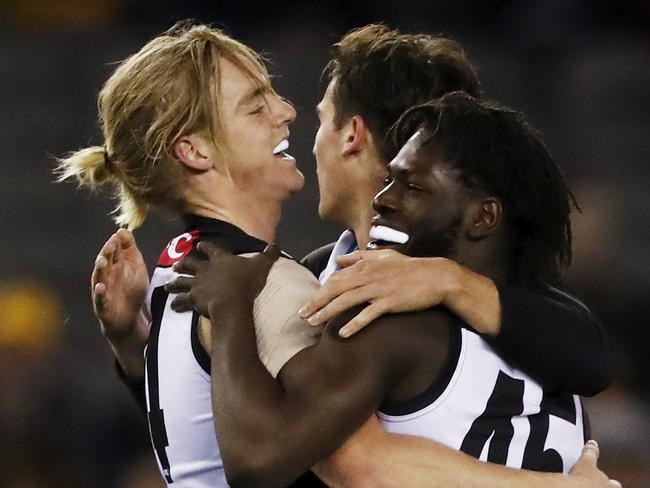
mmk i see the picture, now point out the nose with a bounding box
[372,180,399,215]
[272,95,297,126]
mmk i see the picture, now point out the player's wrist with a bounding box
[208,297,253,320]
[433,258,464,306]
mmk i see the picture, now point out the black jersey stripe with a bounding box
[191,312,211,375]
[146,286,173,483]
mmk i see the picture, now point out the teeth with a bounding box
[369,225,409,244]
[273,139,289,155]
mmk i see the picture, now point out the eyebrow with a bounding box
[236,87,264,111]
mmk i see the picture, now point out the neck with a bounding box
[183,175,281,243]
[348,202,376,249]
[345,156,387,249]
[455,239,510,284]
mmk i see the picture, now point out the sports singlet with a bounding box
[144,215,321,487]
[378,324,587,473]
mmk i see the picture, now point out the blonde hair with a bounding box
[56,22,274,229]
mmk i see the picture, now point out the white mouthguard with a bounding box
[369,225,409,244]
[273,139,289,155]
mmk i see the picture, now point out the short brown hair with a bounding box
[325,24,480,162]
[56,22,274,229]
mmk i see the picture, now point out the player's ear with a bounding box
[174,133,214,172]
[341,115,370,156]
[465,197,502,240]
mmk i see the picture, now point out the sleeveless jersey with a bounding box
[378,324,588,473]
[144,215,321,487]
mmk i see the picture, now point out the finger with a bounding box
[93,282,107,313]
[115,228,135,250]
[173,255,202,275]
[578,440,600,466]
[299,267,365,318]
[262,243,281,263]
[339,301,389,338]
[91,254,108,288]
[99,234,117,262]
[335,250,365,268]
[170,294,193,313]
[165,276,194,294]
[336,249,402,267]
[608,481,621,488]
[307,286,377,326]
[112,233,122,265]
[197,240,229,258]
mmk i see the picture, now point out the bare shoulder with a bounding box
[267,257,321,291]
[319,307,456,404]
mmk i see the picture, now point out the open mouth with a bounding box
[367,225,409,250]
[273,139,294,160]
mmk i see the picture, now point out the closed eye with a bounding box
[249,105,265,115]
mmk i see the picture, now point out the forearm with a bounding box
[327,430,589,488]
[105,308,149,380]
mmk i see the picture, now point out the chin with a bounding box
[288,169,305,192]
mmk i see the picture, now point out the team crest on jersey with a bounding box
[157,231,199,266]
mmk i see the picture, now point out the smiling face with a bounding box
[369,129,474,258]
[217,57,304,200]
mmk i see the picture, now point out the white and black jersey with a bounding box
[144,215,321,487]
[378,322,588,473]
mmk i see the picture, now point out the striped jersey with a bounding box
[378,324,587,473]
[144,215,321,487]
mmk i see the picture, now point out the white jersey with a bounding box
[143,216,321,487]
[378,325,587,473]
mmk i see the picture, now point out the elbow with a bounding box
[225,471,275,488]
[223,445,292,488]
[224,462,277,488]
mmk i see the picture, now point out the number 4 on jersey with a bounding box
[460,370,577,472]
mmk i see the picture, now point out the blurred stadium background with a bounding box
[0,0,648,486]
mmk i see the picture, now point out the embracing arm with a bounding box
[318,418,619,488]
[209,301,406,488]
[300,250,613,395]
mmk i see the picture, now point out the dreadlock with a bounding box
[391,92,578,285]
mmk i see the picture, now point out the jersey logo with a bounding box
[158,231,199,267]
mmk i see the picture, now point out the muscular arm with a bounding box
[300,250,612,395]
[209,300,419,487]
[318,418,616,488]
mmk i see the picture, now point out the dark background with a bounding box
[0,0,648,486]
